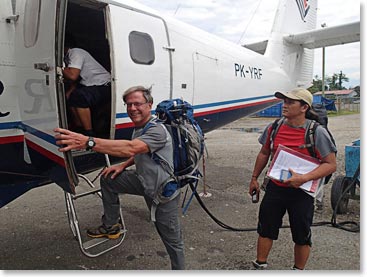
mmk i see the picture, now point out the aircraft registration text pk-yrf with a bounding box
[234,63,263,79]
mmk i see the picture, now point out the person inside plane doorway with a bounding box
[63,34,111,137]
[248,88,336,270]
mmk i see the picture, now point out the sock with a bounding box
[256,260,267,265]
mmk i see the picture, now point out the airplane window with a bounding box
[129,31,155,65]
[23,0,41,48]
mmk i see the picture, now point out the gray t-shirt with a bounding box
[64,48,110,86]
[132,120,174,199]
[259,119,337,159]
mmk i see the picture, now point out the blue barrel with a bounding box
[313,95,322,103]
[256,102,283,117]
[345,139,360,179]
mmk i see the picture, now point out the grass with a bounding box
[327,110,360,117]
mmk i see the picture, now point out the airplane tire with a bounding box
[331,176,350,214]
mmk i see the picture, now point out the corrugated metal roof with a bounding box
[314,89,354,95]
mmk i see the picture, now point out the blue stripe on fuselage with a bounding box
[116,95,273,119]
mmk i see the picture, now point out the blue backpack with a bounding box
[155,99,205,184]
[141,99,205,220]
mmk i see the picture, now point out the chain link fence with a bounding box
[334,97,360,113]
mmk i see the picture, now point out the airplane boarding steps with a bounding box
[64,154,126,258]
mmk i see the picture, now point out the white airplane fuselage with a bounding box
[0,0,359,206]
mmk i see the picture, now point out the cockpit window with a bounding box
[23,0,41,48]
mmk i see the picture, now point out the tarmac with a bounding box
[0,113,361,271]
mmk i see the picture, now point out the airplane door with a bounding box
[107,4,172,113]
[15,0,78,193]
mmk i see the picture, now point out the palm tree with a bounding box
[327,71,349,90]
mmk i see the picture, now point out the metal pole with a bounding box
[322,46,325,97]
[321,23,327,98]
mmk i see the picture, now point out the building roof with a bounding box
[314,89,355,95]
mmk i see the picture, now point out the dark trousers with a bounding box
[257,180,314,246]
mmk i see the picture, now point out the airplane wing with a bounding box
[243,21,360,54]
[284,21,360,49]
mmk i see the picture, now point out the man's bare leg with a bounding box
[293,244,310,270]
[256,236,273,263]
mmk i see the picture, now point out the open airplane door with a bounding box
[15,0,78,193]
[107,3,172,108]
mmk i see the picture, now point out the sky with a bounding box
[135,0,361,89]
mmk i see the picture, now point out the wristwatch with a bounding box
[86,136,96,151]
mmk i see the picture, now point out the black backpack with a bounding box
[270,107,336,184]
[312,103,328,127]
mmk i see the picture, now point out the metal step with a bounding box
[64,155,126,258]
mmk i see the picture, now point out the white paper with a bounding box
[268,147,320,193]
[302,178,325,198]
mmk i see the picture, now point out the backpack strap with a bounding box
[270,118,335,186]
[269,117,285,159]
[304,120,337,185]
[139,117,159,135]
[140,119,176,180]
[270,117,319,158]
[139,118,179,222]
[146,122,175,178]
[150,180,180,222]
[303,120,318,158]
[305,120,336,155]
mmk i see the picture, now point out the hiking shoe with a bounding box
[316,202,323,211]
[87,223,122,239]
[252,260,268,269]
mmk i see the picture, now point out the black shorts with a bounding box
[257,180,314,246]
[68,84,111,109]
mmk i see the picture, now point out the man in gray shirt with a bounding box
[248,88,336,270]
[54,86,184,270]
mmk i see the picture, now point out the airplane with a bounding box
[0,0,360,257]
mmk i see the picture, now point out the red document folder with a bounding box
[267,144,322,195]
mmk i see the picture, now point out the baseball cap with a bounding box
[275,88,313,107]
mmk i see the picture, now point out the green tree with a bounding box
[309,75,327,93]
[327,71,349,90]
